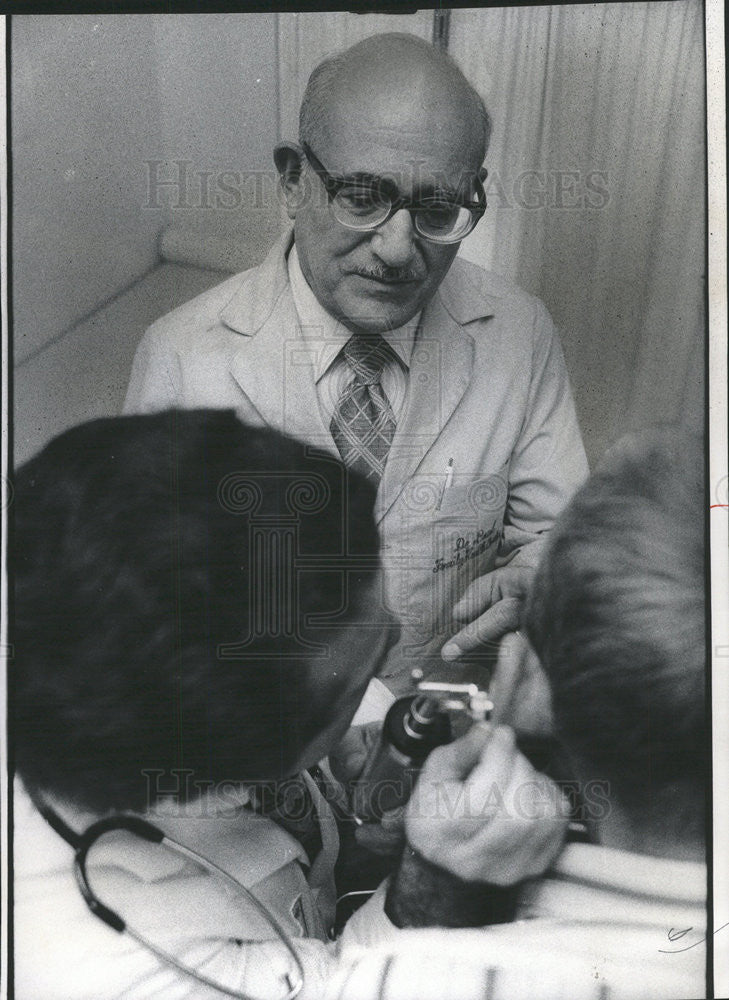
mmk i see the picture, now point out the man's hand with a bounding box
[329,722,381,786]
[441,564,533,660]
[404,723,568,885]
[329,723,406,856]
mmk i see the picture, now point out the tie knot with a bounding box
[343,334,392,386]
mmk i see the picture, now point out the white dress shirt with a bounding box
[287,245,420,426]
[333,841,707,1000]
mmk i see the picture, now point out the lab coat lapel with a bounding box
[376,292,475,523]
[222,232,337,452]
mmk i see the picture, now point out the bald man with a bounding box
[125,33,588,700]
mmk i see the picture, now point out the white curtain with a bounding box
[277,4,706,463]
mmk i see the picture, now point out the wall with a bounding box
[150,13,282,242]
[12,14,282,462]
[12,13,283,367]
[152,14,277,175]
[11,16,165,365]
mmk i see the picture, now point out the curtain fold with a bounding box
[450,2,705,462]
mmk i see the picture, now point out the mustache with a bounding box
[351,264,425,282]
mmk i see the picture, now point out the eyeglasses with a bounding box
[302,142,487,245]
[36,801,305,1000]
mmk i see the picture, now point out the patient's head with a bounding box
[14,410,384,814]
[525,427,706,858]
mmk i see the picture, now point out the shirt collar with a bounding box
[288,245,420,382]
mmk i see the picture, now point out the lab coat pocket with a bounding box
[428,468,508,587]
[383,464,509,639]
[436,468,509,521]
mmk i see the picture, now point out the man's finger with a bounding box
[451,566,532,622]
[329,723,381,783]
[506,755,567,819]
[451,575,495,623]
[354,822,406,856]
[380,805,406,832]
[418,722,493,782]
[456,725,520,814]
[444,597,522,657]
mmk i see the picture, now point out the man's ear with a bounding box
[478,166,488,184]
[274,141,306,220]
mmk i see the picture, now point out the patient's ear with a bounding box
[274,142,307,220]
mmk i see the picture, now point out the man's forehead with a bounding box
[320,105,482,185]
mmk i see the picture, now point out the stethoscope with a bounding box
[34,797,305,1000]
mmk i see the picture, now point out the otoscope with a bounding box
[352,672,493,823]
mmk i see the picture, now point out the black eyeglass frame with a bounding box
[301,142,487,244]
[35,802,305,1000]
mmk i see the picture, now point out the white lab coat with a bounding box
[124,230,588,692]
[13,775,336,999]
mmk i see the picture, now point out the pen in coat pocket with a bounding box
[436,458,454,511]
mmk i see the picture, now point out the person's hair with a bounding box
[525,426,706,818]
[13,409,379,813]
[299,33,491,163]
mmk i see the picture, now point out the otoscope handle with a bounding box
[352,695,452,822]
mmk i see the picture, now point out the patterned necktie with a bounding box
[330,333,397,484]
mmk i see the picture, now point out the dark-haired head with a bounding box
[13,410,384,814]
